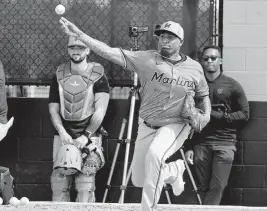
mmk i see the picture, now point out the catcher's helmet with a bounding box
[53,144,82,175]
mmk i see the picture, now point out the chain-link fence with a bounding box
[0,0,220,86]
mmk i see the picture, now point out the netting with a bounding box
[0,0,220,86]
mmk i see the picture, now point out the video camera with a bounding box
[129,26,148,37]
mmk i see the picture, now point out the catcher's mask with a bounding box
[53,144,82,175]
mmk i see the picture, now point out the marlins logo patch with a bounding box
[164,23,171,28]
[217,88,223,94]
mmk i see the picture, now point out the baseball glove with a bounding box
[81,146,105,176]
[181,93,209,132]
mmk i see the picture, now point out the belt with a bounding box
[143,121,161,130]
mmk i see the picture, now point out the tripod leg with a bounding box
[119,163,132,203]
[102,118,127,203]
[119,73,138,203]
[164,184,172,204]
[180,148,202,205]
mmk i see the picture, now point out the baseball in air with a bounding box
[9,197,20,206]
[55,4,65,15]
[20,197,30,205]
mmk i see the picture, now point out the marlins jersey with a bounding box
[119,49,209,126]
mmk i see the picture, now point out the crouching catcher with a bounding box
[48,36,110,202]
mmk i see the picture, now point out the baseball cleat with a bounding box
[171,159,186,196]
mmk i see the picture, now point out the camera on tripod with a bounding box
[129,26,148,37]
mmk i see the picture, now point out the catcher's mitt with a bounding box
[181,93,210,132]
[81,145,105,176]
[81,134,105,176]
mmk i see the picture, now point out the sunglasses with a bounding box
[202,56,220,61]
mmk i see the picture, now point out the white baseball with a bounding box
[55,4,65,15]
[9,197,20,206]
[0,197,3,205]
[20,197,30,205]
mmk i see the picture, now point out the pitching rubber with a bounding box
[1,202,267,211]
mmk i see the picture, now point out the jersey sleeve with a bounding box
[120,48,151,73]
[118,48,153,85]
[93,74,110,94]
[195,65,209,98]
[48,74,60,104]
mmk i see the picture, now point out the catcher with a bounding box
[48,36,110,202]
[59,18,210,211]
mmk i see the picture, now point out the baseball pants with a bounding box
[131,118,191,211]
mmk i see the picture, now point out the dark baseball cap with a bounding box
[68,36,87,48]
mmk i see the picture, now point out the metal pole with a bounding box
[119,36,139,203]
[102,118,127,203]
[119,74,138,203]
[180,148,202,205]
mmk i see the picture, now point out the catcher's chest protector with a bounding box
[0,166,14,204]
[56,62,104,121]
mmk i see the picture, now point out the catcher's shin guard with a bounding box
[51,170,72,202]
[75,173,96,202]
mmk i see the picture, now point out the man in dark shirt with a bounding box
[185,45,249,205]
[48,36,110,202]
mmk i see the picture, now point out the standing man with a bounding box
[59,18,211,211]
[48,36,110,202]
[0,61,13,142]
[185,45,249,205]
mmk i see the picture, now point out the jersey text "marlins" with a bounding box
[151,72,195,88]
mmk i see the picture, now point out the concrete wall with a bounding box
[222,0,267,206]
[223,0,267,101]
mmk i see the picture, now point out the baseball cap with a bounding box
[68,36,87,48]
[154,21,184,41]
